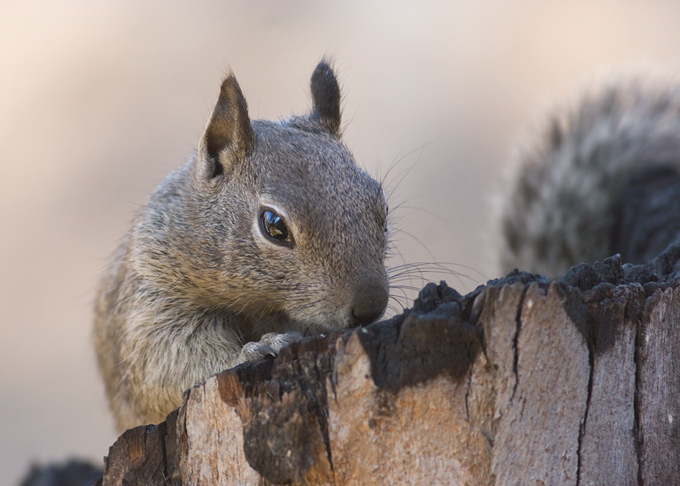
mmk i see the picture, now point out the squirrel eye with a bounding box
[259,209,291,245]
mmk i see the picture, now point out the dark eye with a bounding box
[259,209,292,246]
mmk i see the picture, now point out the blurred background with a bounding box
[3,0,680,483]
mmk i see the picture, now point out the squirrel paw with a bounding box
[237,332,303,364]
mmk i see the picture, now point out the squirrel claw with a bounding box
[260,332,303,352]
[237,332,303,364]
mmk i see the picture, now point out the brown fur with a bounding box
[94,61,390,431]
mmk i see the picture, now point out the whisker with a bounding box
[389,228,438,262]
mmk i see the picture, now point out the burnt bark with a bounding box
[99,244,680,486]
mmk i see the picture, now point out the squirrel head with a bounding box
[146,61,390,331]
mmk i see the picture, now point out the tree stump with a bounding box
[99,243,680,486]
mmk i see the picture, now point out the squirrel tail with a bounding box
[499,72,680,278]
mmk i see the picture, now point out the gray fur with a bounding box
[500,73,680,278]
[94,61,389,431]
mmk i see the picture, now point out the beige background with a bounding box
[3,1,680,483]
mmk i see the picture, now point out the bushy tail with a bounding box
[500,72,680,278]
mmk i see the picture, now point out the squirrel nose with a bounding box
[348,279,389,328]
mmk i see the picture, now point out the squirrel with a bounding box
[499,72,680,279]
[93,60,680,433]
[93,60,390,432]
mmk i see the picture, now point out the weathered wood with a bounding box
[99,247,680,486]
[492,282,590,485]
[579,284,641,485]
[328,313,484,485]
[638,287,680,484]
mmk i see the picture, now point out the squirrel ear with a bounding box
[310,60,342,137]
[199,73,254,178]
